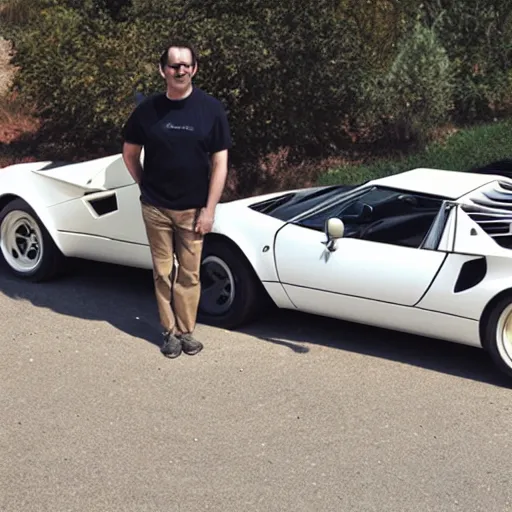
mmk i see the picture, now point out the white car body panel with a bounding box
[31,154,136,191]
[273,223,446,305]
[416,252,511,321]
[56,232,152,269]
[452,206,512,258]
[369,167,501,199]
[0,161,106,207]
[210,202,287,283]
[4,155,512,360]
[282,286,480,347]
[48,185,148,245]
[259,281,297,309]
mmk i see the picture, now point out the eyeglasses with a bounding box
[166,63,193,71]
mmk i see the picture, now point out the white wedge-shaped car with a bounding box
[2,154,512,378]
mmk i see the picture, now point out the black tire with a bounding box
[482,294,512,379]
[0,198,64,282]
[197,237,268,329]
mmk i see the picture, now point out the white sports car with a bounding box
[2,154,512,378]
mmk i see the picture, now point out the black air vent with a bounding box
[88,194,118,216]
[454,257,487,293]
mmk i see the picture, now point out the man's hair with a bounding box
[159,41,198,69]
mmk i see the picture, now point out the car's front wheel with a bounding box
[0,198,63,281]
[197,237,268,329]
[483,295,512,379]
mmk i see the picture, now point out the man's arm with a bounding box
[206,149,229,213]
[122,142,143,184]
[195,149,229,234]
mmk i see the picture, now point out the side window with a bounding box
[297,187,443,248]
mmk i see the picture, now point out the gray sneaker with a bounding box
[161,332,182,358]
[179,334,203,355]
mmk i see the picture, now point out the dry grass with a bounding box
[0,35,39,164]
[0,92,40,143]
[0,37,16,96]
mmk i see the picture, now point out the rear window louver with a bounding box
[464,181,512,246]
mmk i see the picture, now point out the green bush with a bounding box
[0,0,39,33]
[318,118,512,186]
[2,0,512,197]
[127,0,369,160]
[364,21,453,147]
[6,0,372,169]
[5,3,151,156]
[423,0,512,121]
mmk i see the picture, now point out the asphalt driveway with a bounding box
[1,258,511,512]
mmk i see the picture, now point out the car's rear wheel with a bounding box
[483,295,512,379]
[197,237,267,329]
[0,198,63,281]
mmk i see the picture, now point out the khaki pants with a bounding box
[141,203,204,335]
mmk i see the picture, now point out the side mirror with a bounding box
[322,217,344,252]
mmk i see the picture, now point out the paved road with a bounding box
[1,259,511,512]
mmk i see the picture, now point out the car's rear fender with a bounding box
[417,252,512,320]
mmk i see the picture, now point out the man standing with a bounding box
[122,41,232,358]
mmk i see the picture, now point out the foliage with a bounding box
[0,0,41,37]
[423,0,512,121]
[124,0,370,163]
[367,20,454,146]
[1,0,512,198]
[5,1,370,173]
[4,3,149,154]
[318,119,512,186]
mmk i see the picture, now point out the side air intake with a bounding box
[87,194,118,216]
[454,257,487,293]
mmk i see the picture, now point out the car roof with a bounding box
[369,167,506,199]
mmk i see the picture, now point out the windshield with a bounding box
[249,184,360,221]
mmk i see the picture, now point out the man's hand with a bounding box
[195,208,214,235]
[197,149,228,235]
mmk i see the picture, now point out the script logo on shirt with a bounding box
[165,122,195,132]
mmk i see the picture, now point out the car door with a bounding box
[273,186,448,315]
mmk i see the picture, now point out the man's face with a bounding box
[160,47,197,92]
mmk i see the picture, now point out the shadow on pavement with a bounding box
[0,257,510,388]
[241,309,512,388]
[0,257,162,347]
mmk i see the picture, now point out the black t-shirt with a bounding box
[122,88,232,210]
